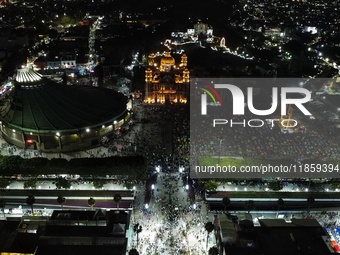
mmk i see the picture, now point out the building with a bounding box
[37,210,130,255]
[193,23,213,37]
[0,220,39,255]
[255,219,335,255]
[0,210,131,255]
[144,52,190,104]
[34,53,77,70]
[214,214,336,255]
[0,67,131,152]
[171,22,214,43]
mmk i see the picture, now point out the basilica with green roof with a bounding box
[0,67,131,152]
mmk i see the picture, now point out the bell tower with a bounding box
[280,105,295,130]
[144,52,190,104]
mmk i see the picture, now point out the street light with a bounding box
[151,184,155,190]
[145,204,149,209]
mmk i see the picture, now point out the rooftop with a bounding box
[256,219,333,255]
[1,69,128,133]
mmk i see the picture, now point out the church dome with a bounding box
[6,68,127,133]
[0,68,129,152]
[161,52,175,66]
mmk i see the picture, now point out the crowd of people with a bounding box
[191,98,340,165]
[113,102,216,254]
[133,169,213,255]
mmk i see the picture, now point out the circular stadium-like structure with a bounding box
[0,68,131,152]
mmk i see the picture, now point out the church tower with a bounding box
[144,52,190,104]
[145,68,153,103]
[280,105,295,131]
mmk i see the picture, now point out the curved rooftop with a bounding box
[1,69,128,134]
[161,52,175,65]
[16,68,43,84]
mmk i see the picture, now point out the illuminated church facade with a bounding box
[144,52,190,104]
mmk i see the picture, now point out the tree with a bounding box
[204,180,219,191]
[23,179,37,189]
[88,197,96,209]
[128,248,139,255]
[276,198,284,217]
[60,16,77,26]
[1,155,23,175]
[307,196,315,214]
[244,200,255,213]
[124,182,133,190]
[133,223,142,247]
[268,181,283,191]
[23,158,48,174]
[54,177,71,189]
[26,195,35,215]
[331,181,340,190]
[57,196,66,210]
[222,196,231,212]
[0,199,5,218]
[113,193,122,209]
[92,179,106,189]
[0,178,8,189]
[209,246,219,255]
[205,221,215,249]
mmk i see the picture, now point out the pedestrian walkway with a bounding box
[130,171,216,254]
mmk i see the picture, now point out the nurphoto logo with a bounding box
[200,83,312,128]
[201,84,311,116]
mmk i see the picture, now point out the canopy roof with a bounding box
[1,68,128,133]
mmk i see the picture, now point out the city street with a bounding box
[132,170,216,255]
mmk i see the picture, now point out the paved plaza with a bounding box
[131,171,216,255]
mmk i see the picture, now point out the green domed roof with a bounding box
[1,69,128,134]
